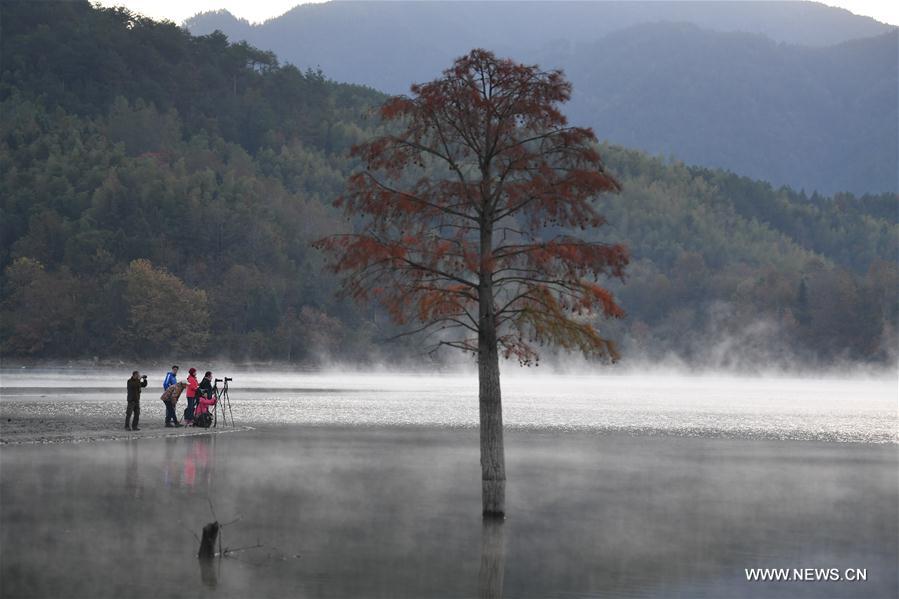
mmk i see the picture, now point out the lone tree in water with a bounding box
[316,49,628,517]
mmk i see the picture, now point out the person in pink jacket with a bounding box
[193,392,217,426]
[192,371,217,427]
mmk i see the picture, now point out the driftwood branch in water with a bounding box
[222,542,264,556]
[220,515,242,528]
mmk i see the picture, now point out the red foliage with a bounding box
[315,49,628,364]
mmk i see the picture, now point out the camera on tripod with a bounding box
[208,376,234,428]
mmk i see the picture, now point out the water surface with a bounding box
[1,428,896,598]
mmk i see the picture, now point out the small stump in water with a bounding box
[198,521,220,559]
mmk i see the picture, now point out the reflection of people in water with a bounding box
[183,435,214,493]
[125,439,141,498]
[163,436,179,488]
[161,436,216,491]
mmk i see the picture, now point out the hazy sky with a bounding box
[93,1,899,27]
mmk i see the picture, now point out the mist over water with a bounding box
[1,428,896,598]
[1,368,896,443]
[1,368,897,598]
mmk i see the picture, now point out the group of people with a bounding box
[125,365,217,431]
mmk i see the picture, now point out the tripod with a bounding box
[212,377,235,428]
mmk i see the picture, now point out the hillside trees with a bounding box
[0,1,895,366]
[0,258,82,355]
[121,259,210,356]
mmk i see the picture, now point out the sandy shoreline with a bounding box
[0,413,255,445]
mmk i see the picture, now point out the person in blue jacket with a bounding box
[163,365,179,390]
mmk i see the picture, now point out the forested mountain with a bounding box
[1,1,896,367]
[186,1,898,196]
[1,1,381,362]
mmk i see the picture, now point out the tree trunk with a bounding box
[479,222,506,518]
[478,330,506,517]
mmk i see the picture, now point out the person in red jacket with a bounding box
[184,367,200,424]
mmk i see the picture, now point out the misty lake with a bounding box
[1,368,897,598]
[1,369,896,442]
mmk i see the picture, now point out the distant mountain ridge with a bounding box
[558,23,898,197]
[186,1,893,50]
[186,1,899,195]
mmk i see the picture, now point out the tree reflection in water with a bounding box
[479,518,506,599]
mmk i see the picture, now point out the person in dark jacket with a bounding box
[163,365,179,390]
[198,371,214,400]
[126,370,148,431]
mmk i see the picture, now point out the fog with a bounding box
[1,367,896,444]
[2,428,896,598]
[2,367,896,597]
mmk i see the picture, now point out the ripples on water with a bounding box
[1,369,896,442]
